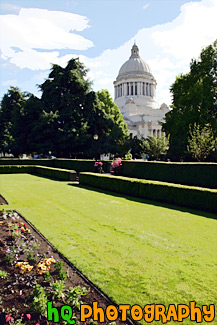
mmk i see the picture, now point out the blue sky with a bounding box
[0,0,217,105]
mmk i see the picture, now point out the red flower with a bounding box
[26,314,31,320]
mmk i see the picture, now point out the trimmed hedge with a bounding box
[0,159,110,173]
[53,159,98,172]
[118,161,217,189]
[0,165,32,174]
[79,173,217,214]
[33,166,76,181]
[0,159,54,167]
[0,165,76,181]
[1,159,216,189]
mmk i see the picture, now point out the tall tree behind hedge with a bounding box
[0,87,30,156]
[39,60,129,157]
[39,59,93,156]
[163,40,217,161]
[1,59,129,157]
[97,90,129,156]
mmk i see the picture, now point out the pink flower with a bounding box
[94,162,99,167]
[5,314,14,322]
[26,314,31,320]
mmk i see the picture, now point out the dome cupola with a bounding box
[116,43,152,81]
[130,43,140,58]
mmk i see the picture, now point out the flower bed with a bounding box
[0,210,132,325]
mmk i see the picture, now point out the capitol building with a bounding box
[114,43,169,138]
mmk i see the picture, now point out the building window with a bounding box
[135,82,137,95]
[143,83,145,95]
[127,83,129,95]
[131,83,133,95]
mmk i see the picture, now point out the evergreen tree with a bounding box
[0,87,30,156]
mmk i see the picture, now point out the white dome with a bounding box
[117,44,152,80]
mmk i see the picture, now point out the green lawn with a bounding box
[0,173,217,324]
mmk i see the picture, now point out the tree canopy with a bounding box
[0,59,129,158]
[163,40,217,161]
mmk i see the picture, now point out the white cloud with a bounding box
[0,8,93,70]
[1,0,216,105]
[143,3,150,10]
[151,0,217,61]
[78,0,217,105]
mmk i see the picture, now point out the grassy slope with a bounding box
[0,173,217,324]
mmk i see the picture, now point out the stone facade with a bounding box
[114,43,169,138]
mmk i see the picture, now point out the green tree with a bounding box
[144,135,169,160]
[0,87,30,156]
[0,60,129,158]
[39,59,92,157]
[97,90,129,156]
[129,136,145,159]
[22,95,59,155]
[187,123,215,161]
[163,40,217,160]
[40,60,129,157]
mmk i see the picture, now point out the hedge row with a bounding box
[32,166,76,181]
[0,159,109,172]
[79,173,217,214]
[1,159,217,189]
[0,165,76,181]
[0,165,33,174]
[0,159,54,167]
[118,161,217,189]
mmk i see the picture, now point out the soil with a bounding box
[0,209,134,325]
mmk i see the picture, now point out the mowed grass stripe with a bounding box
[0,173,216,324]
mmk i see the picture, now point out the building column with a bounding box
[139,82,142,95]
